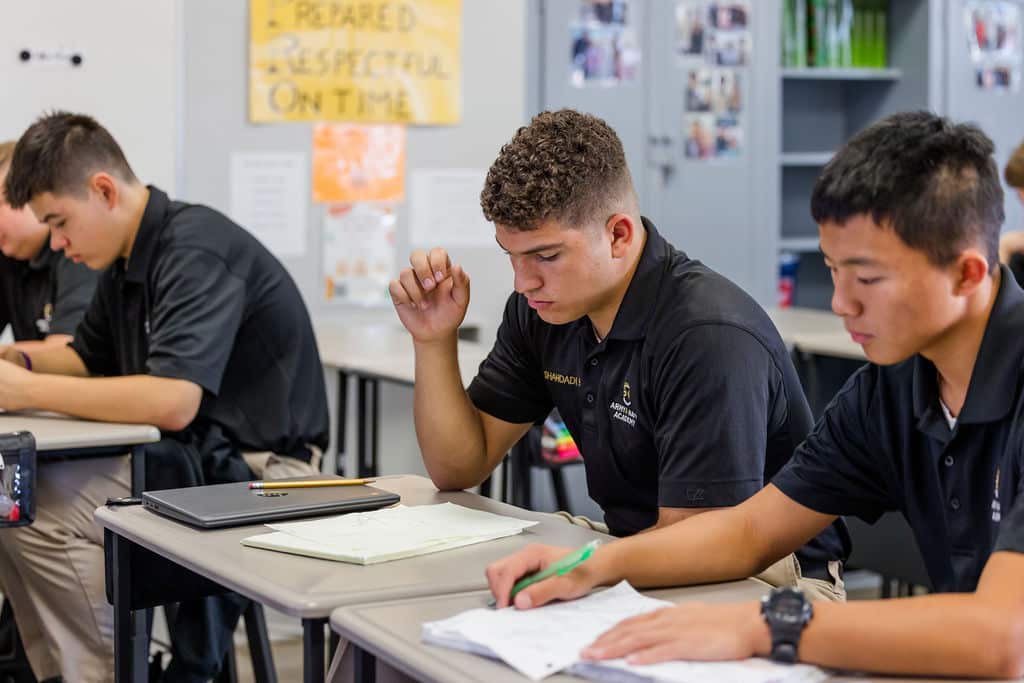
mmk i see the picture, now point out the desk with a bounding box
[331,586,1001,683]
[331,581,769,683]
[315,324,489,478]
[0,412,160,495]
[96,474,611,683]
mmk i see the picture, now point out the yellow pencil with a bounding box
[248,478,375,490]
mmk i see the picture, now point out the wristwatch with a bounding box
[760,587,813,663]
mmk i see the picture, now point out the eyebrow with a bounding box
[494,236,564,256]
[820,247,882,268]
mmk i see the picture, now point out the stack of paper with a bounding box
[422,582,827,683]
[240,502,537,565]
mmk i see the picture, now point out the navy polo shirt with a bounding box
[0,244,97,341]
[468,218,848,574]
[774,266,1024,593]
[70,186,329,460]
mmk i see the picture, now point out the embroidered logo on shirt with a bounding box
[610,379,638,427]
[992,466,1001,523]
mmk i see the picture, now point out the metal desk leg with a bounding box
[336,371,349,476]
[129,444,146,497]
[303,618,327,683]
[353,644,377,683]
[356,377,379,478]
[109,529,148,683]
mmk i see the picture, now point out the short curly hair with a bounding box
[480,109,636,231]
[1006,138,1024,189]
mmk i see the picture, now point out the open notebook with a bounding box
[422,581,827,683]
[240,502,538,565]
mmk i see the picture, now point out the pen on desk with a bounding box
[248,478,376,490]
[489,539,602,608]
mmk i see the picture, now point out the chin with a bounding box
[862,344,915,367]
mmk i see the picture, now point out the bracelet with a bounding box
[18,351,32,372]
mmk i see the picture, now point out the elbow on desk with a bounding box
[990,614,1024,680]
[151,384,202,432]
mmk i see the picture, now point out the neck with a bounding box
[588,225,648,339]
[926,269,1001,415]
[119,184,151,261]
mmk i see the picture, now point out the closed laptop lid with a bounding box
[142,479,401,528]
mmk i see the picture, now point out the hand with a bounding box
[581,600,769,665]
[389,247,470,343]
[485,543,603,609]
[999,231,1024,264]
[0,359,33,411]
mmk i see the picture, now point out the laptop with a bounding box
[142,479,401,529]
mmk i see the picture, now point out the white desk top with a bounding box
[0,412,160,452]
[768,307,866,361]
[331,586,999,683]
[315,323,490,387]
[94,475,610,619]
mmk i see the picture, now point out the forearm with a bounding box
[10,344,89,376]
[413,336,490,489]
[796,595,1024,679]
[11,335,74,352]
[595,506,769,587]
[23,374,195,430]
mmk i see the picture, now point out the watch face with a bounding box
[764,587,812,625]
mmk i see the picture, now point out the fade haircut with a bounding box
[480,109,637,231]
[811,111,1004,271]
[1006,138,1024,189]
[4,112,137,209]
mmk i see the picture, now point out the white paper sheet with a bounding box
[409,169,493,247]
[241,503,538,565]
[422,581,827,683]
[229,152,308,257]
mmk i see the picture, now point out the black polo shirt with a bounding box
[0,244,97,341]
[468,219,848,573]
[70,186,329,461]
[773,266,1024,593]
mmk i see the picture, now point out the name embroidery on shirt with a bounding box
[610,379,638,428]
[543,370,581,387]
[992,466,1001,523]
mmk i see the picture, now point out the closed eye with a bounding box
[537,253,559,262]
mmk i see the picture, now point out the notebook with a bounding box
[422,581,827,682]
[142,480,400,529]
[240,502,538,564]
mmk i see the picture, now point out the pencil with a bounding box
[248,478,375,490]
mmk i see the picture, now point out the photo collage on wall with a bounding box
[965,0,1022,92]
[676,1,750,160]
[569,0,642,88]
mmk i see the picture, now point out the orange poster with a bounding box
[312,123,406,203]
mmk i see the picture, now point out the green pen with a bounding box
[494,539,601,607]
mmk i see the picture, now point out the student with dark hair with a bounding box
[0,112,329,682]
[0,140,96,348]
[485,111,1024,679]
[389,109,847,599]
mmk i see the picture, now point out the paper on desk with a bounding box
[421,581,827,683]
[240,503,538,565]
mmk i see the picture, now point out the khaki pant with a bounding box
[0,450,321,683]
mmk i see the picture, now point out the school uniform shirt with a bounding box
[69,187,329,480]
[773,266,1024,593]
[468,218,849,575]
[0,244,97,341]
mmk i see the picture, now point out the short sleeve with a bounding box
[49,257,98,336]
[466,294,552,425]
[652,325,775,508]
[145,248,246,394]
[68,275,119,376]
[772,366,898,523]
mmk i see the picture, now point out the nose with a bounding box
[830,275,861,319]
[50,231,68,252]
[512,258,542,295]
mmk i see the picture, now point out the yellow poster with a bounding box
[312,123,405,202]
[250,0,462,124]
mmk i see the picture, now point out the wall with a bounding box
[181,0,527,478]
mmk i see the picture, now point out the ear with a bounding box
[605,213,637,259]
[951,248,991,297]
[89,172,119,210]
